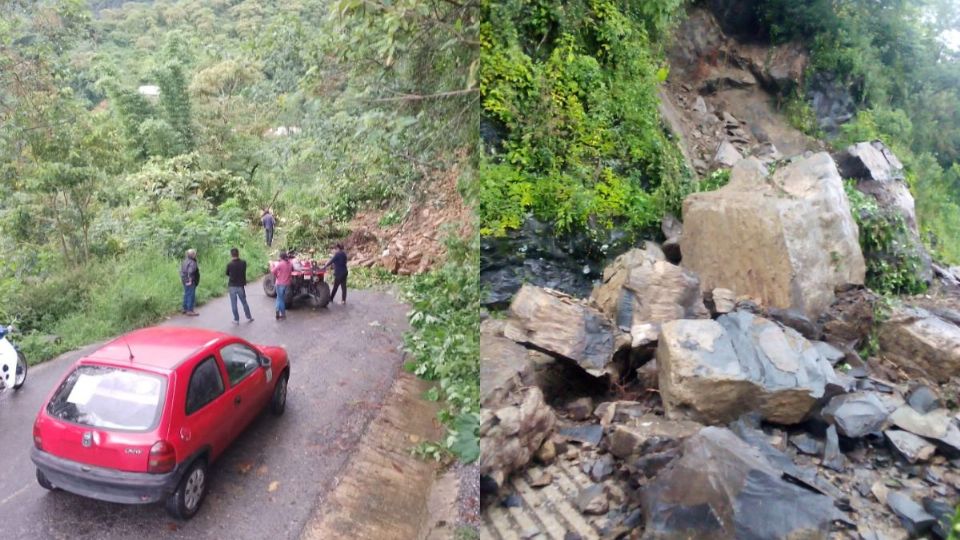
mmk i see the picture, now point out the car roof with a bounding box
[83,326,233,373]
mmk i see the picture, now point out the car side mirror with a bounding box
[259,356,272,368]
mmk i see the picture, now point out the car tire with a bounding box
[165,459,208,520]
[36,468,56,490]
[263,274,277,297]
[13,351,27,389]
[271,372,288,416]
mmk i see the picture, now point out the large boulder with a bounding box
[590,246,709,334]
[682,154,866,319]
[505,285,621,377]
[641,427,837,540]
[480,387,556,489]
[879,306,960,383]
[732,41,809,95]
[657,311,839,425]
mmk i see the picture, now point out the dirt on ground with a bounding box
[345,153,474,276]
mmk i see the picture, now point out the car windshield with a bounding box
[46,364,165,432]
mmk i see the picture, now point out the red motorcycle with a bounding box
[262,249,332,308]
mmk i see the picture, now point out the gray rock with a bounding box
[907,385,942,414]
[922,497,954,539]
[576,484,609,515]
[823,424,845,472]
[766,307,821,340]
[593,401,648,426]
[589,454,615,482]
[885,430,937,464]
[789,432,824,455]
[821,392,889,438]
[712,139,743,168]
[692,95,708,114]
[888,406,951,439]
[642,427,837,539]
[658,312,840,425]
[886,491,936,537]
[813,341,846,366]
[880,306,960,383]
[559,424,604,447]
[606,416,702,459]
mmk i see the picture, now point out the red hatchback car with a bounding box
[31,326,290,519]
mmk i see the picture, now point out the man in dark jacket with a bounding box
[180,248,200,316]
[262,208,276,247]
[323,243,349,305]
[226,247,254,325]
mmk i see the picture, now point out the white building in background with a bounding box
[137,85,160,99]
[264,126,302,138]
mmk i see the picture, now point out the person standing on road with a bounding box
[226,247,254,325]
[322,243,349,305]
[272,252,293,320]
[180,248,200,316]
[261,208,276,247]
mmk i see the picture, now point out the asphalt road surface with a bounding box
[0,278,410,539]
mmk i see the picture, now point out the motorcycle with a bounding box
[0,325,27,391]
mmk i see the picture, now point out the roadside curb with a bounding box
[299,372,443,540]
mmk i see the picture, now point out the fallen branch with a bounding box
[362,88,477,103]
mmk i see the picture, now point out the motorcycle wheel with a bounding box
[13,351,26,389]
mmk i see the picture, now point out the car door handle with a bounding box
[234,396,242,405]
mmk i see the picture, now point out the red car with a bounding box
[31,327,290,519]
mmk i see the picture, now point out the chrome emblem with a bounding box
[81,432,93,448]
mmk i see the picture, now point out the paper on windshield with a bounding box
[67,374,99,405]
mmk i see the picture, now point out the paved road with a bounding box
[0,279,410,539]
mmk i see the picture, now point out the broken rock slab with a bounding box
[657,311,840,425]
[885,430,937,464]
[886,491,936,537]
[712,139,743,168]
[682,154,866,319]
[879,306,960,383]
[606,415,703,459]
[590,246,708,334]
[641,427,837,540]
[506,284,620,377]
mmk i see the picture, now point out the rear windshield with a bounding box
[46,364,166,432]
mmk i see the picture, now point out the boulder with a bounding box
[681,154,865,320]
[765,307,820,340]
[641,427,837,540]
[821,392,890,438]
[879,306,960,383]
[481,319,536,408]
[886,491,936,537]
[712,139,743,168]
[885,430,937,464]
[506,285,620,377]
[657,311,839,425]
[590,247,708,334]
[906,385,942,414]
[480,387,556,489]
[732,41,809,95]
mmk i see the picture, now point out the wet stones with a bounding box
[657,311,839,425]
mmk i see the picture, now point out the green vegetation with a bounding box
[844,181,927,295]
[950,505,960,540]
[480,0,692,239]
[404,233,480,462]
[753,0,960,265]
[1,1,479,460]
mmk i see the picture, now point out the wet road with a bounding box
[0,279,410,539]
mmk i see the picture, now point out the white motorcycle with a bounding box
[0,325,27,391]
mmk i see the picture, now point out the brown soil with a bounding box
[344,153,474,276]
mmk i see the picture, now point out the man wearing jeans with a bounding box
[322,243,349,305]
[272,252,293,320]
[180,248,200,316]
[262,209,276,247]
[226,247,254,325]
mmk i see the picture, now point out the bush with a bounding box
[402,234,479,462]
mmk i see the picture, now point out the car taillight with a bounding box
[33,423,42,450]
[148,441,176,473]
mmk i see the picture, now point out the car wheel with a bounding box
[165,459,208,520]
[13,351,27,389]
[271,372,288,416]
[263,274,277,297]
[36,468,56,490]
